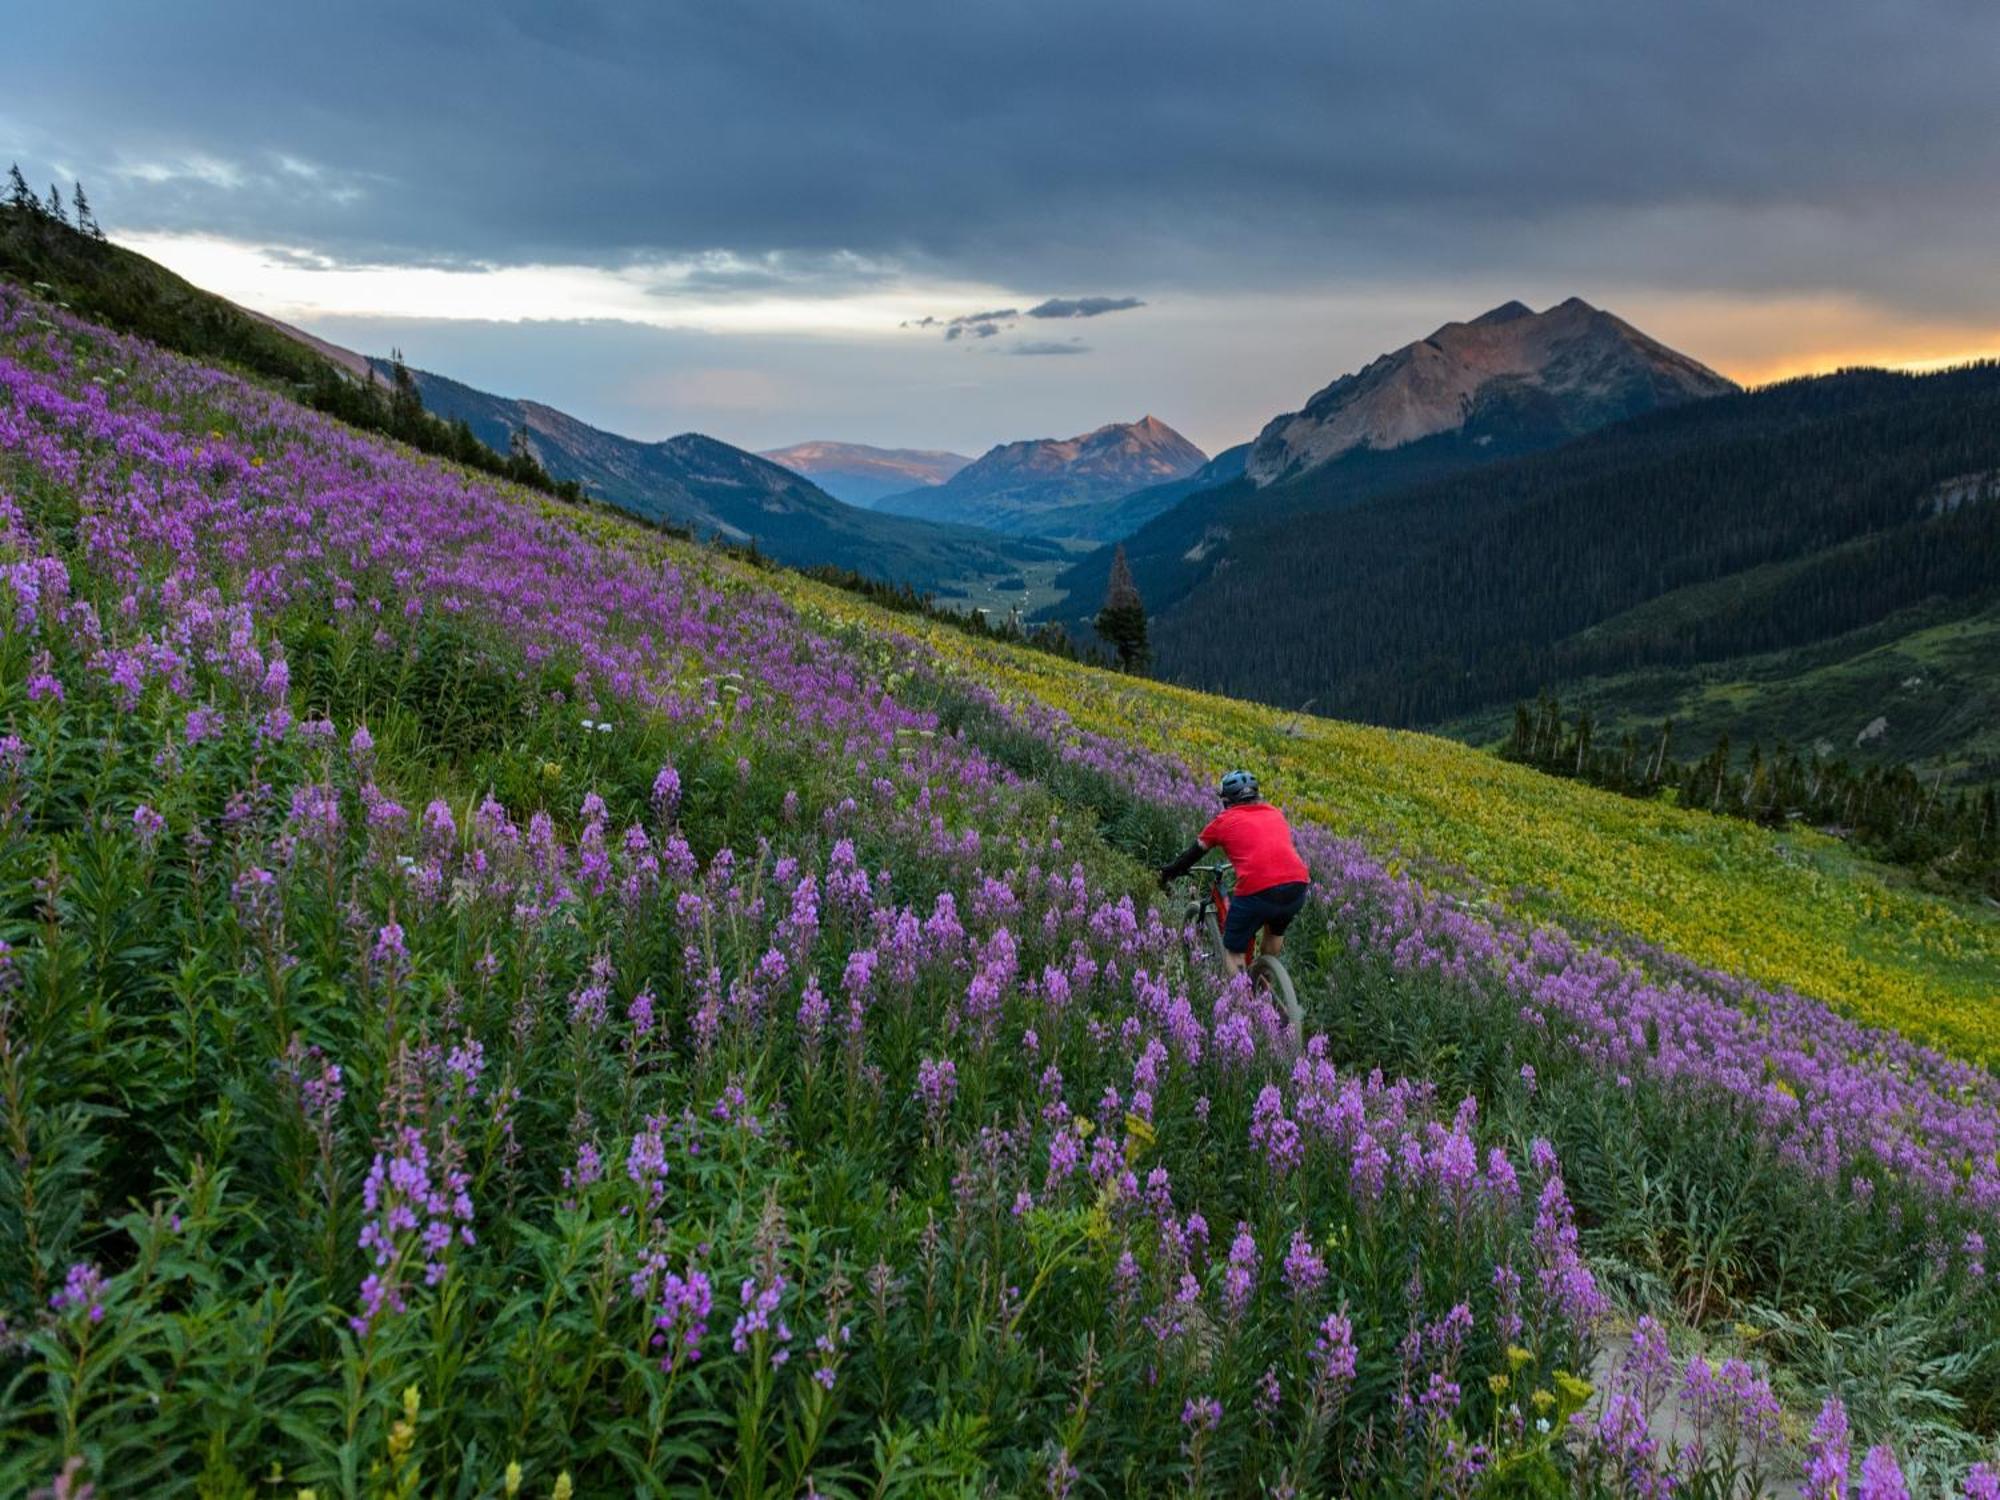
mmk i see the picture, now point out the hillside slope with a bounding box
[391,361,1063,588]
[6,284,1999,1492]
[794,570,2000,1058]
[0,203,351,391]
[1047,421,1562,631]
[1081,440,1252,540]
[1149,366,2000,764]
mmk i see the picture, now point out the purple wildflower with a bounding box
[1859,1446,1909,1500]
[655,1264,714,1373]
[131,804,167,847]
[1282,1229,1327,1302]
[731,1273,792,1368]
[1803,1395,1850,1499]
[49,1262,109,1324]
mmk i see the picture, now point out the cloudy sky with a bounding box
[9,0,2000,455]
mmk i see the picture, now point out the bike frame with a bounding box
[1189,862,1265,961]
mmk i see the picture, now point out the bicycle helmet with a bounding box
[1217,769,1259,805]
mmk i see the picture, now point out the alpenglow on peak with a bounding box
[1245,297,1736,485]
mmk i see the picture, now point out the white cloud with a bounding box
[117,230,1022,339]
[113,154,246,190]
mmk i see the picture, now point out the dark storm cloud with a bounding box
[1027,296,1144,319]
[646,251,901,299]
[939,308,1017,341]
[924,298,1136,343]
[943,319,1007,342]
[7,0,2000,316]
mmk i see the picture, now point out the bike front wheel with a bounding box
[1185,900,1224,958]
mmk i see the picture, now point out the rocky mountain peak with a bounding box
[1245,298,1735,485]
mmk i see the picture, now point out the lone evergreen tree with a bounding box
[387,349,425,437]
[6,164,35,213]
[46,183,68,226]
[71,180,102,238]
[1095,545,1150,673]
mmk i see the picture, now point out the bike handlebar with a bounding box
[1173,862,1233,884]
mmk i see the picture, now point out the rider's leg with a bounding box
[1262,931,1284,959]
[1219,891,1261,976]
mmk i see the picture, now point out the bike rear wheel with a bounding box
[1251,954,1302,1046]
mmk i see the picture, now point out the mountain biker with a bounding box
[1157,770,1311,975]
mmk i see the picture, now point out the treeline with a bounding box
[1505,692,2000,900]
[800,564,1108,666]
[1153,364,2000,726]
[1,171,582,504]
[8,164,103,238]
[319,352,585,501]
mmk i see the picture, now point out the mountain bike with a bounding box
[1175,862,1302,1046]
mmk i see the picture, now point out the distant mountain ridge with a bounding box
[386,362,1062,588]
[758,440,972,506]
[1247,297,1736,484]
[875,415,1207,539]
[1049,297,1738,634]
[1149,361,2000,781]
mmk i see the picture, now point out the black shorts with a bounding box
[1222,881,1309,955]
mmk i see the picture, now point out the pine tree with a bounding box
[1095,545,1150,673]
[71,180,101,238]
[46,183,68,226]
[6,164,34,213]
[387,350,425,438]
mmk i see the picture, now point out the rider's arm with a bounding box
[1157,840,1208,883]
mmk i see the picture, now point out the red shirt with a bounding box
[1199,802,1310,896]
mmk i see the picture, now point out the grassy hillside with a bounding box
[1447,591,2000,778]
[7,285,2000,1494]
[788,578,2000,1063]
[0,203,339,388]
